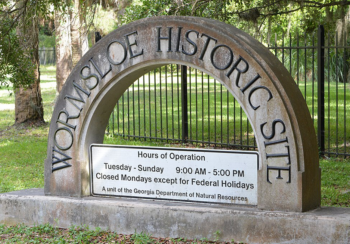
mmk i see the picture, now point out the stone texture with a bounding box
[45,16,320,212]
[1,189,349,243]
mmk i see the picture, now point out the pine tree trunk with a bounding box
[80,15,89,56]
[70,0,82,67]
[15,2,44,125]
[55,9,73,93]
[336,7,350,83]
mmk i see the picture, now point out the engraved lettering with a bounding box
[80,65,99,90]
[210,44,233,70]
[225,56,249,87]
[267,165,291,184]
[89,57,112,79]
[182,30,199,56]
[56,110,77,130]
[52,147,72,172]
[124,31,144,58]
[107,40,127,65]
[240,74,261,94]
[157,27,172,52]
[64,81,91,111]
[175,27,183,52]
[266,146,291,164]
[248,86,273,110]
[199,33,217,60]
[54,127,74,151]
[260,119,286,140]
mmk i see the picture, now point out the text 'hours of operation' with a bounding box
[90,145,258,205]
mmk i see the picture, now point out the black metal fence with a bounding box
[39,47,56,65]
[107,65,257,150]
[105,26,349,158]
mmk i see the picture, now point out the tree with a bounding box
[0,0,69,124]
[0,15,35,91]
[120,0,350,36]
[55,8,72,93]
[14,0,44,124]
[54,0,131,93]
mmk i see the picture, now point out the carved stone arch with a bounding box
[45,16,320,212]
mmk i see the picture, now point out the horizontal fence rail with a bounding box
[106,65,256,150]
[39,47,56,65]
[104,26,349,158]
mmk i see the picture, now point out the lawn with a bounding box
[0,64,350,242]
[0,64,349,205]
[106,65,350,155]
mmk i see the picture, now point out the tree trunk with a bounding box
[15,2,44,125]
[336,7,350,83]
[80,14,89,56]
[55,9,73,94]
[70,0,82,67]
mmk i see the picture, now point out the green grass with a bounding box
[0,64,349,207]
[0,64,349,243]
[1,224,231,243]
[299,79,350,156]
[40,65,56,83]
[320,158,350,207]
[108,70,255,149]
[0,125,49,193]
[107,66,350,155]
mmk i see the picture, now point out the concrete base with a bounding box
[1,189,349,243]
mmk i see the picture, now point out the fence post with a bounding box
[53,47,56,65]
[317,25,325,155]
[181,65,188,143]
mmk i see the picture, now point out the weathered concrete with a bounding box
[1,189,349,243]
[45,16,320,212]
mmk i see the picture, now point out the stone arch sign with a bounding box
[45,16,320,212]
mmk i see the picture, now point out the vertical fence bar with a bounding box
[335,32,339,155]
[171,65,174,140]
[297,32,300,86]
[189,68,192,141]
[327,33,331,157]
[195,69,198,142]
[208,74,211,145]
[220,84,223,146]
[122,94,125,136]
[227,90,229,147]
[312,33,315,122]
[132,83,135,137]
[343,32,347,158]
[289,33,292,74]
[282,32,285,65]
[214,79,217,144]
[304,32,307,100]
[317,25,325,155]
[143,75,146,140]
[160,66,163,139]
[154,69,157,140]
[148,71,151,139]
[177,65,180,140]
[138,78,140,137]
[117,100,119,135]
[181,65,188,143]
[166,65,168,142]
[127,85,130,139]
[201,71,204,142]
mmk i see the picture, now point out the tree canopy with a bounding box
[120,0,350,37]
[0,0,69,89]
